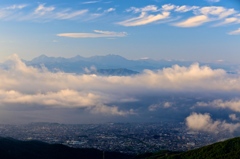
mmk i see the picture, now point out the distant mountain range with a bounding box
[91,68,139,76]
[23,54,239,75]
[0,136,239,159]
[25,54,186,74]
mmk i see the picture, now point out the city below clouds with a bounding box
[0,0,239,134]
[0,54,240,134]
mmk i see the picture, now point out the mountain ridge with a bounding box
[0,136,240,159]
[0,137,133,159]
[9,54,239,75]
[24,54,194,74]
[142,137,240,159]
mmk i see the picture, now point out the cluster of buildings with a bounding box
[0,122,233,154]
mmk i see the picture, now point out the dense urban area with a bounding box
[0,122,234,154]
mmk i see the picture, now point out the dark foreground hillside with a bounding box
[143,137,240,159]
[0,137,133,159]
[1,137,240,159]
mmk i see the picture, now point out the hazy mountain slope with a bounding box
[0,137,133,159]
[24,54,193,73]
[92,68,139,76]
[146,137,240,159]
[24,54,238,75]
[1,136,240,159]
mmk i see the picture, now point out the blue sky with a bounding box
[1,1,240,128]
[0,0,240,62]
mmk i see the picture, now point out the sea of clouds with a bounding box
[0,54,240,133]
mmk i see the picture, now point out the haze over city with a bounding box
[0,0,240,136]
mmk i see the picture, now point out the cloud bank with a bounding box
[196,99,240,112]
[186,112,240,133]
[1,54,240,125]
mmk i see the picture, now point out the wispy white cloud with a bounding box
[186,112,240,133]
[34,4,55,16]
[206,0,220,3]
[0,2,239,32]
[57,30,127,38]
[0,11,8,19]
[0,4,28,19]
[32,4,88,20]
[174,6,236,27]
[198,6,236,18]
[174,15,210,27]
[5,4,27,10]
[126,5,159,13]
[120,4,238,29]
[175,5,199,13]
[216,17,240,26]
[82,1,101,4]
[119,5,171,26]
[161,4,176,11]
[118,11,170,26]
[55,9,88,19]
[228,28,240,35]
[104,8,115,13]
[0,3,89,21]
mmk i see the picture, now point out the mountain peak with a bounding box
[36,54,48,59]
[30,55,67,64]
[30,54,49,63]
[88,54,128,62]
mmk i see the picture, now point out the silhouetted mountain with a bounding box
[25,54,192,74]
[140,137,240,159]
[25,54,239,75]
[0,137,133,159]
[91,68,139,76]
[87,54,129,64]
[31,54,68,63]
[1,136,240,159]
